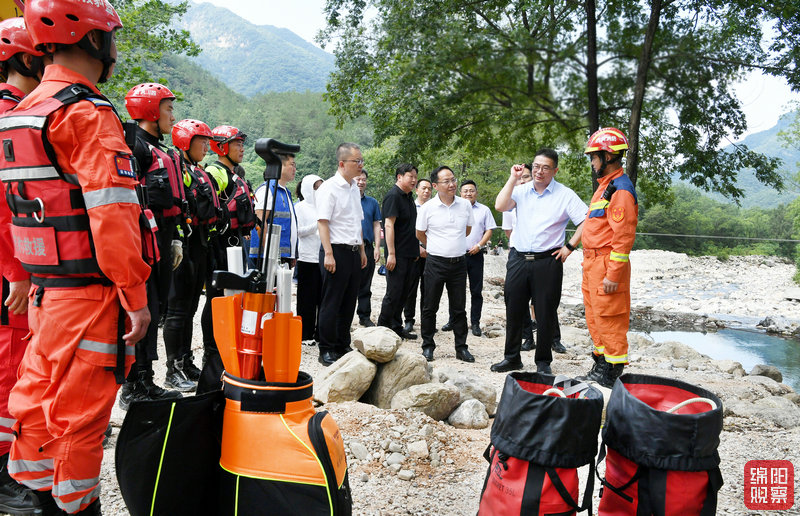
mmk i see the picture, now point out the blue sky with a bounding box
[202,0,799,140]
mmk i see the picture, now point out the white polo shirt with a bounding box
[416,194,474,258]
[316,171,364,246]
[501,209,517,247]
[510,179,587,252]
[465,201,497,251]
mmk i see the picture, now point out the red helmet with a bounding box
[172,119,212,151]
[0,18,43,61]
[24,0,123,50]
[585,127,629,155]
[210,125,246,156]
[125,83,176,121]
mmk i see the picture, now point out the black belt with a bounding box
[31,275,113,288]
[429,254,464,263]
[332,243,360,252]
[514,247,560,260]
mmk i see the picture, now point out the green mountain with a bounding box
[174,1,335,96]
[682,112,800,208]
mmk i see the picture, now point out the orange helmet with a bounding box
[0,18,43,61]
[24,0,122,50]
[125,83,176,121]
[172,119,212,151]
[210,125,246,156]
[585,127,629,155]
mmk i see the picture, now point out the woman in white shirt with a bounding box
[295,174,323,344]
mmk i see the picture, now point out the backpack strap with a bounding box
[0,89,22,104]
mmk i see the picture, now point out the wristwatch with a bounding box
[565,242,576,252]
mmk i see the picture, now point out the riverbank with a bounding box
[95,250,800,515]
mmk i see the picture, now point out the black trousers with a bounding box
[421,255,468,351]
[356,241,375,321]
[466,252,485,327]
[403,256,425,325]
[296,260,322,341]
[377,256,418,332]
[503,248,562,364]
[163,230,208,363]
[318,245,361,355]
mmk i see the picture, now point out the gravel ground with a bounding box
[91,250,800,515]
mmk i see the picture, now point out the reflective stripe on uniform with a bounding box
[273,210,291,219]
[53,477,100,513]
[83,187,139,210]
[589,200,609,211]
[0,433,13,442]
[78,339,134,356]
[0,416,15,428]
[0,166,60,181]
[604,353,628,364]
[8,457,54,475]
[610,251,629,262]
[0,115,46,130]
[593,344,605,355]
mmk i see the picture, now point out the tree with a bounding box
[103,0,201,101]
[320,0,798,202]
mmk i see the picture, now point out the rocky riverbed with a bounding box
[93,250,800,515]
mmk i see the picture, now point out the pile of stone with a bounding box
[313,327,497,429]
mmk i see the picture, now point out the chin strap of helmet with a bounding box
[76,30,116,84]
[7,54,44,79]
[595,151,624,177]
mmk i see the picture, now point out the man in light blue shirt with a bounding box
[492,148,587,374]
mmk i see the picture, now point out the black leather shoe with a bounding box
[535,361,552,374]
[399,330,418,340]
[422,348,434,362]
[403,321,414,333]
[0,453,60,516]
[520,338,535,351]
[441,322,453,332]
[359,318,375,327]
[471,325,482,337]
[456,349,475,363]
[551,339,567,354]
[490,359,524,373]
[318,351,337,366]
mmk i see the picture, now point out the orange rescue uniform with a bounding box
[6,65,149,513]
[581,168,638,365]
[0,83,30,457]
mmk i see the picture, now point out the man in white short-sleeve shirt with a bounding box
[315,142,367,366]
[415,166,475,363]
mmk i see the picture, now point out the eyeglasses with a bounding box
[343,159,364,165]
[531,164,554,173]
[436,178,457,185]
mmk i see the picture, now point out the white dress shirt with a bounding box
[465,201,497,251]
[316,171,364,245]
[510,179,587,252]
[416,194,475,258]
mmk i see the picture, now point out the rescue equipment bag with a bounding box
[218,370,352,516]
[597,374,724,516]
[226,174,256,231]
[478,372,603,516]
[115,390,226,516]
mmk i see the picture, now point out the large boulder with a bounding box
[447,399,490,429]
[445,375,497,416]
[725,396,800,429]
[314,351,377,404]
[749,364,783,383]
[651,341,705,360]
[391,383,461,421]
[352,327,402,363]
[361,349,430,408]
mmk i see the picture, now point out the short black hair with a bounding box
[336,142,360,162]
[460,179,477,190]
[417,178,432,188]
[534,148,558,168]
[360,169,368,178]
[295,178,304,201]
[431,166,453,184]
[395,163,417,180]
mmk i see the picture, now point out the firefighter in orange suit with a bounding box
[580,127,638,388]
[0,18,54,516]
[1,1,150,514]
